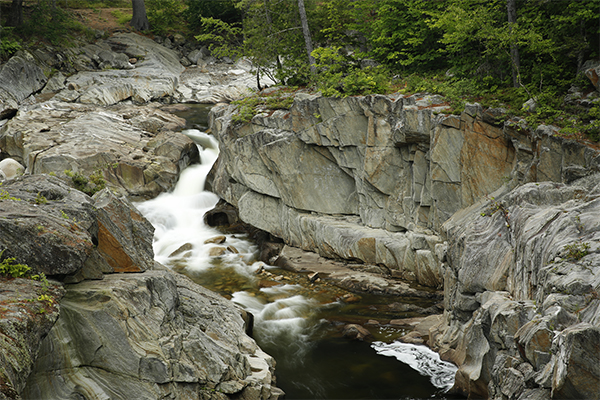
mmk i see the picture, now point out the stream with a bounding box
[136,105,460,399]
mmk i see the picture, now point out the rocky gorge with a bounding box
[0,28,598,400]
[208,93,600,398]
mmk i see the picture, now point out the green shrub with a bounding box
[64,169,106,196]
[563,242,590,261]
[312,46,390,97]
[0,250,31,278]
[230,89,296,124]
[111,9,132,25]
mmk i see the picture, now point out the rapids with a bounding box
[136,127,459,399]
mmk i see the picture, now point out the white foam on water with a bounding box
[371,341,458,391]
[231,290,320,359]
[136,129,249,273]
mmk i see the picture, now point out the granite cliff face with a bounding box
[208,93,600,398]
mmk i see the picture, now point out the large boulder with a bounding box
[22,267,283,400]
[0,175,98,278]
[0,51,48,119]
[0,174,155,280]
[0,101,198,200]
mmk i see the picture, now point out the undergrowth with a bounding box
[64,169,106,196]
[231,88,297,124]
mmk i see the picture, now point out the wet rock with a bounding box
[205,235,227,244]
[342,324,372,341]
[169,243,193,258]
[209,247,227,257]
[308,272,320,282]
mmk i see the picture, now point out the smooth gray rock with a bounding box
[0,175,98,277]
[0,101,198,200]
[0,158,24,179]
[0,175,155,280]
[0,51,47,118]
[22,268,282,400]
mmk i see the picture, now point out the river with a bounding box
[136,105,460,399]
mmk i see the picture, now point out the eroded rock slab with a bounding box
[432,175,600,398]
[22,267,283,400]
[0,101,198,199]
[0,175,155,280]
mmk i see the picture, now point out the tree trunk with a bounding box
[297,0,316,75]
[6,0,24,27]
[131,0,150,31]
[507,0,520,88]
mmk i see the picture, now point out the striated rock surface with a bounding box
[208,94,600,289]
[0,51,48,119]
[0,101,198,199]
[0,278,64,400]
[23,266,282,400]
[208,93,600,398]
[431,176,600,398]
[62,33,183,106]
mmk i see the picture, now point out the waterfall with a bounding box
[136,128,458,399]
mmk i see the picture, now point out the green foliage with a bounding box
[366,0,446,72]
[111,9,132,25]
[0,27,22,60]
[35,192,48,205]
[563,242,590,261]
[0,250,31,278]
[64,169,106,196]
[185,0,241,33]
[17,2,93,46]
[230,89,296,124]
[0,183,21,202]
[312,46,390,97]
[191,0,599,141]
[194,17,242,58]
[146,0,186,36]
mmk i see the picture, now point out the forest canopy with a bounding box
[2,0,600,139]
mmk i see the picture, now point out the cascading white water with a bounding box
[136,129,320,345]
[372,341,458,391]
[136,128,457,399]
